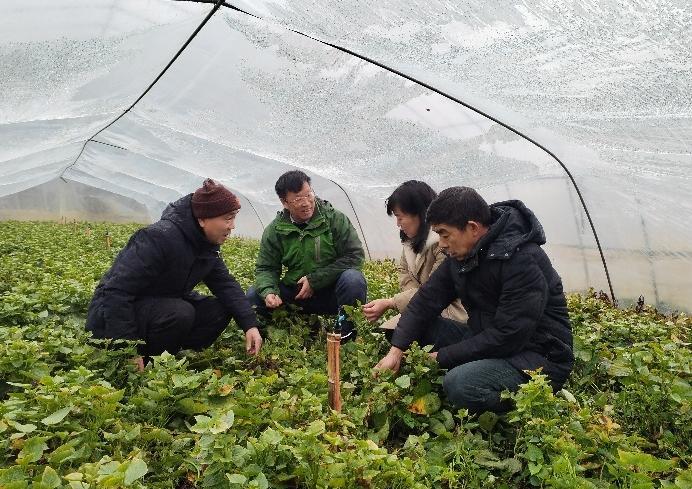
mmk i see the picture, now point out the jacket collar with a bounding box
[275,198,331,234]
[160,194,220,254]
[455,220,503,274]
[455,200,545,274]
[403,231,439,276]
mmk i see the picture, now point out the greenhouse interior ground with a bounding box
[1,1,690,488]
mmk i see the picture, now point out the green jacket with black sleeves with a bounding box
[254,198,365,299]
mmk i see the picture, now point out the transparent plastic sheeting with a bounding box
[0,1,210,196]
[0,2,690,312]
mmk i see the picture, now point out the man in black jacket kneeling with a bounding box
[86,178,263,370]
[375,187,573,413]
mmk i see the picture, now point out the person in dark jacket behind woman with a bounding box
[86,178,263,371]
[374,186,573,413]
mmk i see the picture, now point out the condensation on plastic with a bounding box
[221,1,692,310]
[0,1,690,311]
[0,0,210,193]
[76,12,576,260]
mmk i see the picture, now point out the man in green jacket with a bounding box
[247,170,367,342]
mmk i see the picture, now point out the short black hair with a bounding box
[385,180,437,254]
[275,170,311,200]
[427,187,492,230]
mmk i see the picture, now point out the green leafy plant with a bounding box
[0,222,689,488]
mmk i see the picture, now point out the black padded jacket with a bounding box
[86,194,257,340]
[391,200,574,389]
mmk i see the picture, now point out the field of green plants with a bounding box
[0,221,690,488]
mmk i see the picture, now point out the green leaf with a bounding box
[608,363,632,377]
[675,468,692,489]
[0,465,28,485]
[41,466,62,488]
[618,450,674,473]
[306,420,325,436]
[478,411,499,431]
[17,436,49,464]
[440,409,455,431]
[48,440,78,466]
[252,472,269,489]
[525,444,543,463]
[259,427,282,445]
[98,460,120,476]
[176,398,209,415]
[123,458,148,485]
[477,456,523,475]
[41,406,72,425]
[226,474,248,484]
[189,410,235,434]
[560,388,577,403]
[10,421,37,433]
[395,375,411,389]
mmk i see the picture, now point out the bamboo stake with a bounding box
[327,333,342,412]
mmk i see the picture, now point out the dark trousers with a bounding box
[423,317,528,414]
[134,296,232,356]
[246,269,367,326]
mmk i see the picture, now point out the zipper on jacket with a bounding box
[315,236,321,262]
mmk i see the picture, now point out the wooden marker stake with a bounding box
[327,333,342,412]
[105,232,112,250]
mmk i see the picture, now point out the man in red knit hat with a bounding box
[86,178,263,371]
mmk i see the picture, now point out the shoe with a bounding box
[339,327,357,344]
[336,307,357,344]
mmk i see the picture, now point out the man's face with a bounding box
[198,211,238,245]
[432,222,484,260]
[282,181,316,222]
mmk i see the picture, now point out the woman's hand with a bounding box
[362,298,395,322]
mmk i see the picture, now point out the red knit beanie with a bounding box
[191,179,241,219]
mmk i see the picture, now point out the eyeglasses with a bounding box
[285,190,315,205]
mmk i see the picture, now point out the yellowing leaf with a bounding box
[408,393,441,415]
[597,415,621,433]
[408,397,426,414]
